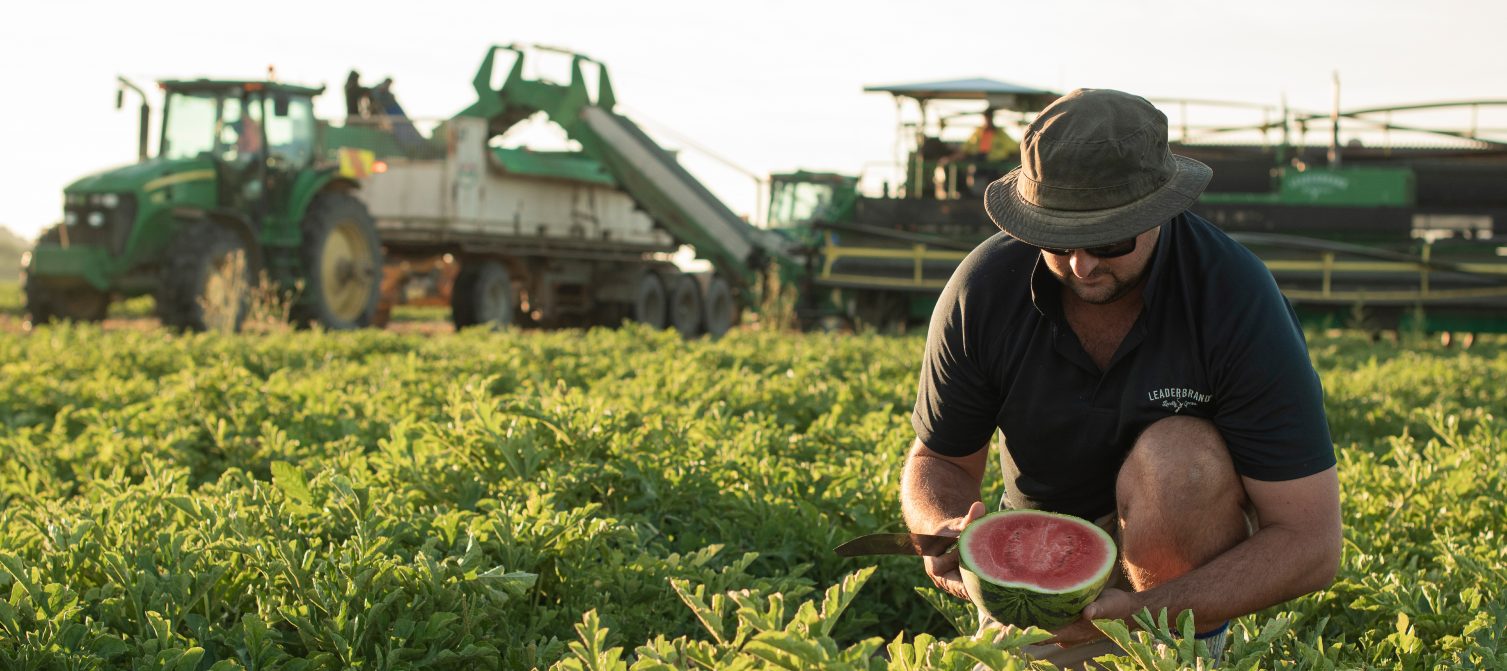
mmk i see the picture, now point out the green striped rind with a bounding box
[957,510,1117,630]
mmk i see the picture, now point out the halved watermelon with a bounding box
[958,510,1117,630]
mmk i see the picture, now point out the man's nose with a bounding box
[1070,251,1099,278]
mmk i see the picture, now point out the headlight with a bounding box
[66,193,84,207]
[87,212,105,227]
[99,193,120,208]
[64,211,78,226]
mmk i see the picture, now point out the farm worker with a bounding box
[901,89,1340,666]
[960,108,1018,162]
[345,70,371,119]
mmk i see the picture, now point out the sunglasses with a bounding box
[1036,237,1138,259]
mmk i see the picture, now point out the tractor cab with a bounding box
[157,79,322,218]
[767,171,858,232]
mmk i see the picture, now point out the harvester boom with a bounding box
[457,45,782,287]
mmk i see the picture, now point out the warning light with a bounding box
[372,161,388,174]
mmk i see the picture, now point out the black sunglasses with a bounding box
[1037,237,1138,259]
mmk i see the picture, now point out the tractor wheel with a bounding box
[24,279,110,325]
[667,273,703,338]
[451,260,514,330]
[298,192,382,329]
[701,275,736,338]
[156,219,255,332]
[632,273,667,328]
[22,226,110,326]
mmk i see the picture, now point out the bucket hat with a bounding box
[984,88,1212,248]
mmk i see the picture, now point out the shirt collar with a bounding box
[1028,255,1065,324]
[1139,214,1180,308]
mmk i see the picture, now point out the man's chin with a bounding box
[1068,280,1127,305]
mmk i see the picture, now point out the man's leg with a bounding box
[1116,415,1250,651]
[1117,416,1249,588]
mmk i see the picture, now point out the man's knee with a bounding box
[1117,416,1245,512]
[1115,417,1251,588]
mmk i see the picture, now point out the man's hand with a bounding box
[1045,587,1139,647]
[922,501,988,601]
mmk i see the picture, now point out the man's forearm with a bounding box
[901,446,984,533]
[1124,522,1340,627]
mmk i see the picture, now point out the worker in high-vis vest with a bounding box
[962,108,1019,163]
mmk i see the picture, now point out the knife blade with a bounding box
[834,532,958,557]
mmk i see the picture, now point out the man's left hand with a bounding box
[1045,587,1139,647]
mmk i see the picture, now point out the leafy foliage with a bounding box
[0,324,1504,669]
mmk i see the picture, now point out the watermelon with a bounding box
[957,510,1117,630]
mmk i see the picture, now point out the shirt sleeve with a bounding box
[1208,259,1336,481]
[912,264,1001,457]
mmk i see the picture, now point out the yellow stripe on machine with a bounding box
[144,169,215,192]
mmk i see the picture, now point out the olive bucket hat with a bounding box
[984,88,1213,248]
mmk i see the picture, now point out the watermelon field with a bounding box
[1,284,1505,669]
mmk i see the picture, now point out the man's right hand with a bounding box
[923,500,988,601]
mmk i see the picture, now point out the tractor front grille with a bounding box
[62,194,136,255]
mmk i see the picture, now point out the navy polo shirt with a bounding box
[912,212,1335,519]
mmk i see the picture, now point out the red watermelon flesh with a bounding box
[964,512,1111,590]
[957,510,1117,629]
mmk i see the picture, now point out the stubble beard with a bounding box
[1058,267,1148,305]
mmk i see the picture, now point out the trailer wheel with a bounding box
[633,273,668,328]
[156,219,255,332]
[702,276,736,338]
[299,193,382,330]
[668,273,703,338]
[451,260,513,330]
[22,226,110,326]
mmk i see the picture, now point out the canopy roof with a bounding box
[864,77,1059,112]
[159,79,326,96]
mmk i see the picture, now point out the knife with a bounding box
[834,532,958,557]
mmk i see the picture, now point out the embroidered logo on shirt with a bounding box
[1146,387,1212,414]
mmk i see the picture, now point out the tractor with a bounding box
[23,77,382,331]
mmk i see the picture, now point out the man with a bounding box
[345,70,370,120]
[901,89,1341,666]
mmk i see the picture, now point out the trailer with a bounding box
[329,45,786,336]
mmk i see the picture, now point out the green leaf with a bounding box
[269,461,315,513]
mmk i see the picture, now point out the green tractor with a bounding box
[24,77,382,331]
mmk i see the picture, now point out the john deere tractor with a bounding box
[24,77,382,331]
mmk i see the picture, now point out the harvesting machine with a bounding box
[768,80,1507,337]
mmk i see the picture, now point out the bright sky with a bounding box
[3,0,1505,240]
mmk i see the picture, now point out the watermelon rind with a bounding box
[957,510,1117,630]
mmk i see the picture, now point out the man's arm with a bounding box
[1052,466,1341,645]
[901,438,990,601]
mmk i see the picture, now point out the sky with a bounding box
[3,0,1506,241]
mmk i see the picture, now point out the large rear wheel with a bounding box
[156,219,255,332]
[299,192,382,329]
